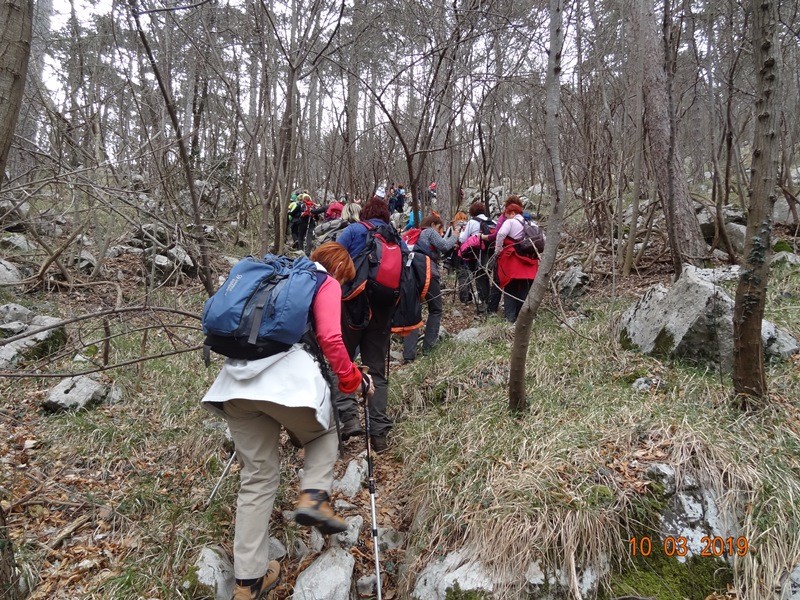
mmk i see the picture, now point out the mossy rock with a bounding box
[604,553,732,600]
[774,239,794,253]
[445,583,492,600]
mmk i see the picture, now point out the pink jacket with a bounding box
[312,276,362,394]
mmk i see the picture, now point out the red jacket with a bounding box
[495,239,539,288]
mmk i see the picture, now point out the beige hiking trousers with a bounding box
[222,398,338,579]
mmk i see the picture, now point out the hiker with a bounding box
[447,211,472,304]
[492,196,540,322]
[200,242,374,600]
[402,214,461,362]
[313,202,362,247]
[287,192,303,249]
[335,198,404,453]
[458,202,499,313]
[296,192,320,254]
[388,184,406,214]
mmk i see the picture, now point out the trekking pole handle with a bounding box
[359,365,373,401]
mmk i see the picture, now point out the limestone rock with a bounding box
[332,458,367,499]
[42,376,112,411]
[412,551,496,600]
[292,547,354,600]
[184,546,233,600]
[0,260,22,285]
[556,266,590,298]
[619,266,798,371]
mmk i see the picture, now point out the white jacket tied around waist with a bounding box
[201,344,333,430]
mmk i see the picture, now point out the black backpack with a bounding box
[515,220,546,258]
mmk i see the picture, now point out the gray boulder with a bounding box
[42,376,116,411]
[184,546,233,600]
[774,196,799,226]
[292,547,354,600]
[75,249,98,274]
[412,551,498,600]
[556,266,590,298]
[0,259,22,285]
[332,458,366,499]
[724,223,747,254]
[782,564,800,600]
[619,266,798,372]
[772,251,800,266]
[0,232,37,252]
[0,314,67,370]
[332,515,363,548]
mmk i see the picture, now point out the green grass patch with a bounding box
[392,292,800,599]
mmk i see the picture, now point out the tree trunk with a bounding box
[732,0,780,405]
[0,0,32,180]
[508,0,567,413]
[634,0,706,274]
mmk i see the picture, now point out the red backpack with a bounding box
[342,222,403,327]
[401,228,422,250]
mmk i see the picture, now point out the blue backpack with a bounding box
[202,254,324,361]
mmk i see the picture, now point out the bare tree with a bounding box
[732,0,781,405]
[0,0,31,590]
[508,0,567,413]
[633,0,707,274]
[0,0,32,181]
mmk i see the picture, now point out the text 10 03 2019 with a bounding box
[628,536,750,558]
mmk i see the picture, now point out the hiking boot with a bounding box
[294,490,348,535]
[339,418,364,440]
[371,435,389,454]
[232,560,281,600]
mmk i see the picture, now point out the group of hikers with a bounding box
[202,187,544,599]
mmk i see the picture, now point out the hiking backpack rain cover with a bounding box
[202,255,319,360]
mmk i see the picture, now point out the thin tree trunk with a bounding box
[508,0,567,413]
[129,0,214,295]
[635,0,706,275]
[732,0,780,404]
[0,0,33,180]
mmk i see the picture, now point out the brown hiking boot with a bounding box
[294,490,348,535]
[371,435,389,454]
[232,560,281,599]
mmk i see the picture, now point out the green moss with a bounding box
[605,553,732,600]
[619,328,634,350]
[773,239,793,253]
[445,583,491,600]
[651,329,675,358]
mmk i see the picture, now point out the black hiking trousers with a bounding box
[335,306,393,437]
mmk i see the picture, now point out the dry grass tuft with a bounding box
[392,291,800,599]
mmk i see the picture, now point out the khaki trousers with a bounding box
[223,398,337,579]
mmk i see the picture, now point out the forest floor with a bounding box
[2,235,798,599]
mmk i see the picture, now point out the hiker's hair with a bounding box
[421,215,443,229]
[452,211,468,225]
[342,202,361,223]
[311,242,355,284]
[361,197,391,222]
[468,202,486,217]
[504,202,524,216]
[505,195,523,208]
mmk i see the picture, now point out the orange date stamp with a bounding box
[629,535,751,558]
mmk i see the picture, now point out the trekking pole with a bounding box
[206,450,236,509]
[361,367,383,600]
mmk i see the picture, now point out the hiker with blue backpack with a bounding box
[402,214,461,363]
[335,197,405,453]
[200,243,374,600]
